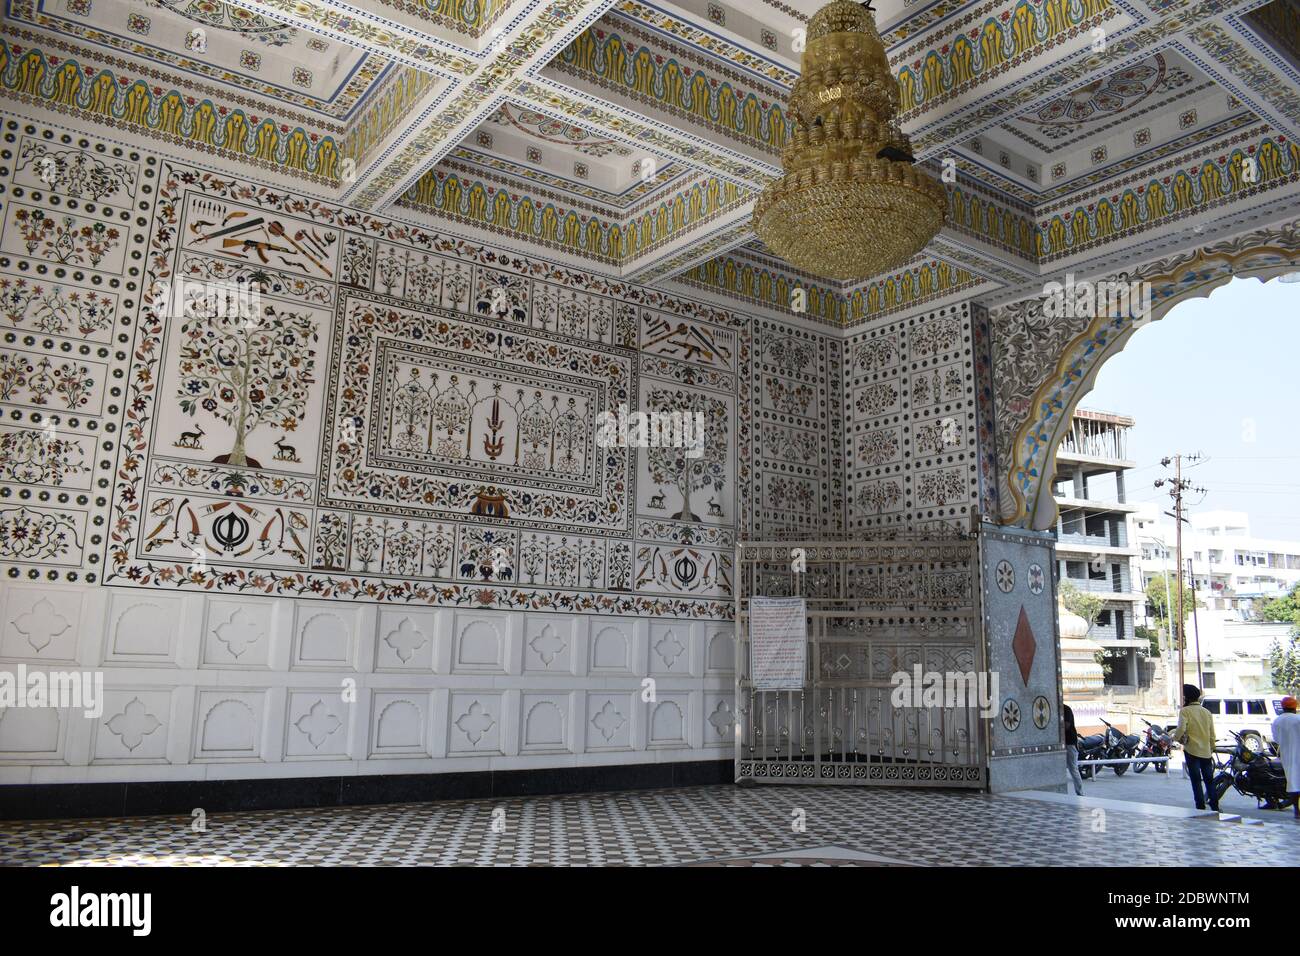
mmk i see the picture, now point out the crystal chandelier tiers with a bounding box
[753,0,947,281]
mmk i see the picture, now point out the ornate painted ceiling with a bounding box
[6,0,1300,326]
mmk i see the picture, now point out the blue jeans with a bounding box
[1186,755,1219,811]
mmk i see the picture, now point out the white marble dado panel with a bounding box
[369,690,433,758]
[704,626,735,676]
[448,691,505,756]
[202,599,275,669]
[102,592,187,667]
[0,585,85,664]
[0,704,66,762]
[291,606,361,672]
[589,621,637,675]
[92,690,172,763]
[520,692,574,755]
[284,690,351,760]
[0,584,735,781]
[702,692,736,749]
[647,693,692,750]
[586,691,636,753]
[375,608,440,672]
[450,611,513,675]
[648,622,692,676]
[192,689,267,762]
[523,614,575,675]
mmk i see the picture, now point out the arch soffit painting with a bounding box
[991,219,1300,531]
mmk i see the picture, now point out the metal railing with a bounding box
[734,527,987,787]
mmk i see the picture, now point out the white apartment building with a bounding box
[1132,509,1300,698]
[1051,410,1148,688]
[1132,509,1300,615]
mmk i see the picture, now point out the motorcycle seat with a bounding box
[1077,734,1104,748]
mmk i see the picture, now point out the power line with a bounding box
[1155,453,1207,691]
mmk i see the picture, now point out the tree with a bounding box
[644,388,728,523]
[1058,579,1103,634]
[176,289,317,467]
[1144,573,1197,650]
[1268,630,1300,695]
[1135,624,1159,658]
[1256,582,1300,626]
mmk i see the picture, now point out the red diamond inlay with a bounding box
[1012,606,1036,686]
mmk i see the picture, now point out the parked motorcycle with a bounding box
[1076,726,1108,780]
[1093,718,1142,776]
[1133,718,1173,774]
[1211,729,1295,811]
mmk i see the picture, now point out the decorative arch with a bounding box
[990,220,1300,529]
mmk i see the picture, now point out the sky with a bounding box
[1080,275,1300,541]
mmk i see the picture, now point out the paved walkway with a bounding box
[1067,754,1300,824]
[3,783,1298,866]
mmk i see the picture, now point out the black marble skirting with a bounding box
[0,759,734,821]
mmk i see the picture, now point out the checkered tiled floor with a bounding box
[2,785,1296,866]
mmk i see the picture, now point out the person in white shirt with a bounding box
[1270,695,1300,819]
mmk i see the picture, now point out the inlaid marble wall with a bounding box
[843,302,980,533]
[0,111,842,781]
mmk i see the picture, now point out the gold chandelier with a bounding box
[754,0,947,281]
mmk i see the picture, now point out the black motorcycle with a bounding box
[1076,727,1107,779]
[1077,720,1137,778]
[1211,729,1295,811]
[1090,718,1142,776]
[1134,718,1173,774]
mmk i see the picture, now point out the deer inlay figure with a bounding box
[273,436,299,462]
[175,424,205,449]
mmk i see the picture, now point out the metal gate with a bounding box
[735,528,988,787]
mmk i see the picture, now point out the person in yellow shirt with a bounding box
[1173,684,1220,812]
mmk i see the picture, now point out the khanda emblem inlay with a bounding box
[483,395,505,460]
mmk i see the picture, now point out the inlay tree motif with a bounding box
[176,297,318,467]
[18,142,134,199]
[855,382,899,418]
[859,428,899,465]
[12,209,121,266]
[917,468,966,506]
[856,480,901,515]
[0,278,115,337]
[644,388,728,523]
[853,337,898,373]
[911,317,961,357]
[764,335,814,373]
[0,428,87,484]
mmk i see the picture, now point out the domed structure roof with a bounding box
[1058,599,1090,641]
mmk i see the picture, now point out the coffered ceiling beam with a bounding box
[349,0,622,211]
[511,76,781,187]
[622,201,757,284]
[904,0,1276,160]
[221,0,475,75]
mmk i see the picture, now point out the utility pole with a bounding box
[1155,453,1206,696]
[1187,557,1204,686]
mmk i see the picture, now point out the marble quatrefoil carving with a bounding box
[105,698,162,751]
[384,618,429,663]
[12,598,71,653]
[529,624,566,666]
[591,701,626,741]
[214,609,263,659]
[654,631,685,669]
[455,701,495,744]
[295,699,342,749]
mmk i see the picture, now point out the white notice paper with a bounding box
[749,596,807,690]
